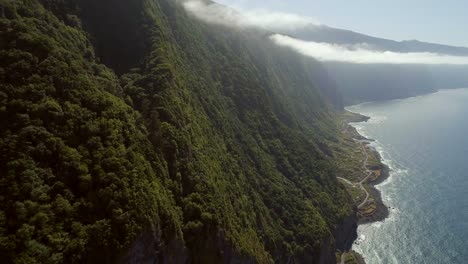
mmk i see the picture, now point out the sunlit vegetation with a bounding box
[0,0,363,263]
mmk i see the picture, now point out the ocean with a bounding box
[347,88,468,264]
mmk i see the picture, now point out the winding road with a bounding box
[357,143,372,209]
[338,143,372,209]
[339,143,372,264]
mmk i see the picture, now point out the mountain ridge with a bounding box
[279,24,468,56]
[276,24,468,105]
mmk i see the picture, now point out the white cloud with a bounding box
[241,10,319,31]
[182,1,468,65]
[271,34,468,65]
[182,0,319,31]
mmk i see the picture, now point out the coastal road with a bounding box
[357,143,372,209]
[337,177,354,186]
[324,151,371,264]
[338,143,373,209]
[357,171,372,209]
[339,143,372,264]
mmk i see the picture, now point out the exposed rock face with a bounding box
[334,213,359,252]
[317,211,359,264]
[318,236,336,264]
[124,227,356,264]
[123,232,188,264]
[124,231,262,264]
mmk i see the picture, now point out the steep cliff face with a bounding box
[334,213,358,251]
[0,0,359,263]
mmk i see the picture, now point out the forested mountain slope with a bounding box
[0,0,358,263]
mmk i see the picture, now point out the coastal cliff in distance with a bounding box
[0,0,371,263]
[324,62,437,105]
[280,23,468,105]
[324,63,468,105]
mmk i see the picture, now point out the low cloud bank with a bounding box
[272,35,468,65]
[183,0,468,65]
[182,0,318,30]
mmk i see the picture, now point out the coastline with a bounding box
[346,112,390,226]
[341,89,468,264]
[340,112,392,264]
[357,148,390,225]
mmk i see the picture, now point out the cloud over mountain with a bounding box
[182,0,319,30]
[272,35,468,65]
[183,0,468,65]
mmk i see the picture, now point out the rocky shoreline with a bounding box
[358,148,390,225]
[343,112,392,264]
[346,112,390,222]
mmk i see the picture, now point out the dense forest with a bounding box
[0,0,362,263]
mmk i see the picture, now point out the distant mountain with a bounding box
[274,25,468,104]
[281,25,468,56]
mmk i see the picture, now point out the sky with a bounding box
[216,0,468,47]
[184,0,468,64]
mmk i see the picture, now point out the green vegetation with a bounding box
[0,0,363,263]
[340,251,365,264]
[332,112,373,182]
[0,1,182,262]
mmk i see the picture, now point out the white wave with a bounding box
[358,234,366,242]
[366,115,388,124]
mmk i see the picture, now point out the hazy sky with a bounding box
[216,0,468,47]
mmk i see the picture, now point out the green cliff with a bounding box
[0,0,358,263]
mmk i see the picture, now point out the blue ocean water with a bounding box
[347,88,468,264]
